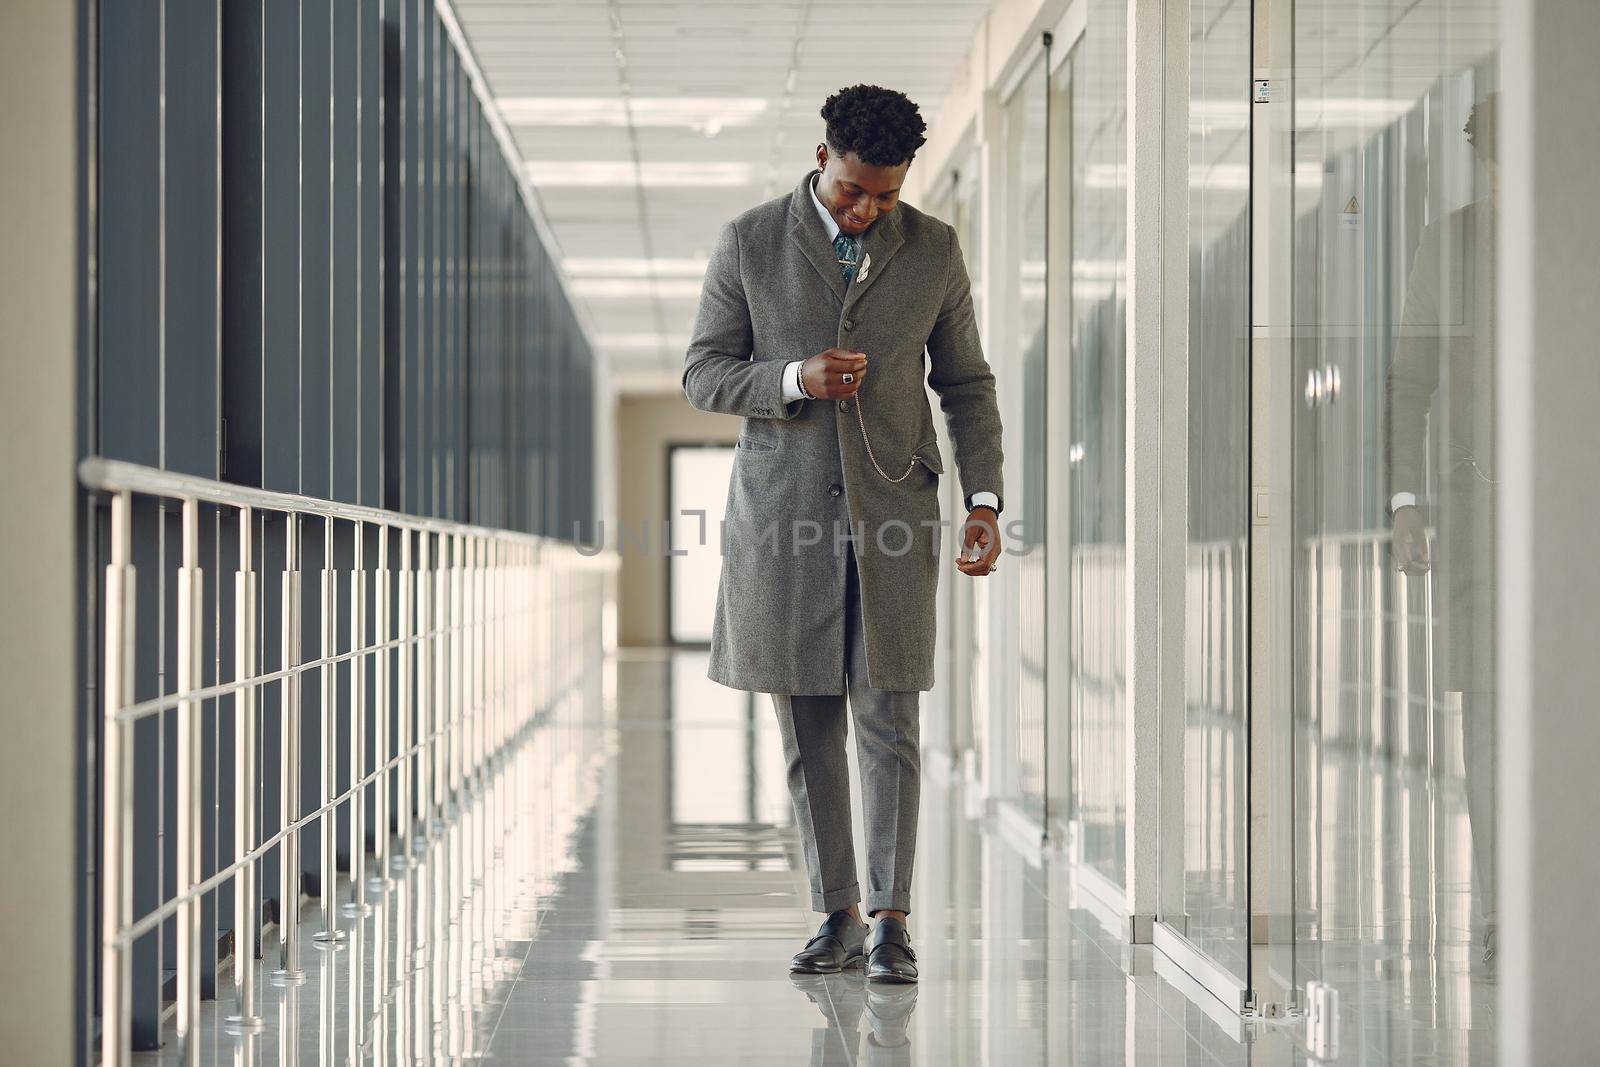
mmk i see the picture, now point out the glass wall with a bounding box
[917,0,1508,1037]
[1172,0,1253,980]
[1290,0,1501,1053]
[1066,0,1129,890]
[1001,53,1051,819]
[951,159,986,772]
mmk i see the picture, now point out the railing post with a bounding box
[100,490,135,1066]
[448,532,465,808]
[225,507,264,1032]
[472,538,486,882]
[397,528,417,866]
[176,497,204,1066]
[371,523,393,885]
[314,518,346,946]
[418,530,437,834]
[344,520,372,915]
[475,537,487,777]
[273,513,306,985]
[433,532,451,825]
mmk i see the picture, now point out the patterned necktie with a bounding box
[833,232,859,283]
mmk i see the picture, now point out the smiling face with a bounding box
[814,142,910,237]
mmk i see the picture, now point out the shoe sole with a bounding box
[789,951,864,975]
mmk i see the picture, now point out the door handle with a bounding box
[1304,368,1324,409]
[1322,363,1342,404]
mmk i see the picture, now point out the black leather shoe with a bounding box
[864,916,919,983]
[790,910,868,974]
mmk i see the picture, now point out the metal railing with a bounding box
[81,458,616,1065]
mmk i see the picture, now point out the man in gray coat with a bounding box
[681,84,1005,983]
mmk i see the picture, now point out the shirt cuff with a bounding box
[779,360,806,403]
[969,491,1000,512]
[1390,491,1417,513]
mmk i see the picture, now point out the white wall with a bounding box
[0,1,79,1061]
[1498,1,1600,1060]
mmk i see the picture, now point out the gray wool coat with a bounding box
[681,169,1006,695]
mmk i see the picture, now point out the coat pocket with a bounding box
[736,435,779,453]
[912,440,944,474]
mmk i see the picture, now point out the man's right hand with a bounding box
[801,349,868,400]
[1392,504,1431,575]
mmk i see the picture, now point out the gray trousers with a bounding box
[771,540,922,917]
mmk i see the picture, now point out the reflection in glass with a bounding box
[1067,0,1129,889]
[1291,0,1500,1057]
[1002,53,1051,818]
[1174,0,1252,981]
[951,162,988,776]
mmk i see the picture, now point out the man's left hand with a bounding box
[956,507,1001,576]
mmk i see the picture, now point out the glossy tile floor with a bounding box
[131,650,1495,1065]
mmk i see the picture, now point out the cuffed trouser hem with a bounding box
[864,890,912,917]
[812,882,862,914]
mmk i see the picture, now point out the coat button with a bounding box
[839,400,852,412]
[842,317,855,330]
[827,483,843,497]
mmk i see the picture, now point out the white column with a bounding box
[0,1,78,1061]
[1124,0,1189,941]
[1498,1,1600,1062]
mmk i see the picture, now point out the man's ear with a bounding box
[815,143,828,171]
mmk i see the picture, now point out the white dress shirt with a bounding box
[783,175,1000,514]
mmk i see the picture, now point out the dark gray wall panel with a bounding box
[332,0,360,506]
[222,0,264,488]
[360,1,385,508]
[300,0,332,502]
[419,3,435,517]
[402,0,421,515]
[382,12,403,512]
[163,0,221,479]
[99,1,161,469]
[262,0,301,494]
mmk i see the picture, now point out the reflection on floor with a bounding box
[131,649,1495,1065]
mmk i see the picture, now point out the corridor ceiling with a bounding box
[451,0,993,393]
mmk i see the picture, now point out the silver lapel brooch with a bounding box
[857,251,871,282]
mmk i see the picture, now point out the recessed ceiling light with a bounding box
[564,258,710,278]
[596,333,692,350]
[498,97,768,134]
[570,278,706,299]
[526,161,753,188]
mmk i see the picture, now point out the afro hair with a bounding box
[820,84,928,168]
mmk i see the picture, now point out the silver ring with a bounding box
[841,372,854,384]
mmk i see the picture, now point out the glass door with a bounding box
[1287,0,1502,1055]
[1003,49,1051,821]
[1170,0,1254,991]
[1065,1,1129,899]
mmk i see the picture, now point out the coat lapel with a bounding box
[843,206,904,315]
[787,172,847,306]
